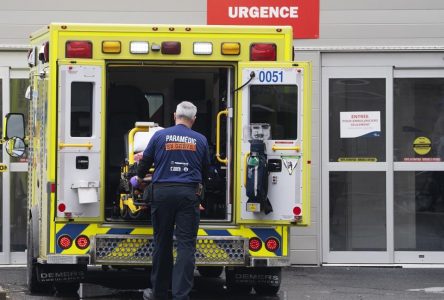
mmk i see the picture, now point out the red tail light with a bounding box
[58,235,73,249]
[250,43,276,61]
[249,237,262,252]
[75,235,90,249]
[66,41,93,58]
[265,237,280,252]
[161,41,181,54]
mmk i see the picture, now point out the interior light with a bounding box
[102,41,121,54]
[221,42,240,55]
[250,43,276,61]
[193,42,212,55]
[66,41,92,58]
[161,41,181,54]
[130,41,149,54]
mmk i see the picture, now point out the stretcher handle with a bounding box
[216,109,228,165]
[59,143,93,150]
[243,152,250,187]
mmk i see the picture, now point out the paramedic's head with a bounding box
[174,101,197,128]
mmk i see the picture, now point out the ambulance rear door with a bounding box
[57,64,103,219]
[237,62,311,225]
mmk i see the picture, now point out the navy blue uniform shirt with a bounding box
[137,124,210,184]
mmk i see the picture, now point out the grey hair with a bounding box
[176,101,197,120]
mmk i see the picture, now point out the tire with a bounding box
[27,222,49,294]
[253,267,282,296]
[198,266,224,278]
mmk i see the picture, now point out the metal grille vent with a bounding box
[93,235,247,265]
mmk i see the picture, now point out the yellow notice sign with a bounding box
[413,137,431,155]
[338,158,377,162]
[0,164,7,172]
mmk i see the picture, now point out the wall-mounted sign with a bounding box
[0,164,7,172]
[207,0,320,39]
[340,111,381,138]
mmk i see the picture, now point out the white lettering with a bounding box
[227,6,299,19]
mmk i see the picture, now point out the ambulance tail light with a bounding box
[161,41,181,54]
[265,237,280,252]
[102,41,121,54]
[66,41,93,58]
[58,235,73,250]
[250,43,276,61]
[249,237,262,252]
[130,41,149,54]
[75,235,90,249]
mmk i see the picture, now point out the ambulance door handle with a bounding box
[59,142,93,150]
[271,144,300,152]
[216,109,228,165]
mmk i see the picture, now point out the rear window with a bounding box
[249,85,298,140]
[71,82,93,137]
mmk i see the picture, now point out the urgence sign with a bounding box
[207,0,320,39]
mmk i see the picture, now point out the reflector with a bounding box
[250,43,276,61]
[66,41,92,58]
[58,203,66,212]
[293,206,302,216]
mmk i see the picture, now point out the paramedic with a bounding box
[131,101,209,300]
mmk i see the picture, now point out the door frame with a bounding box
[321,66,394,263]
[0,67,28,264]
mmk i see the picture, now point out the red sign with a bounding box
[207,0,319,39]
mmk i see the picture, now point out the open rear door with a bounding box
[57,64,103,219]
[236,62,311,225]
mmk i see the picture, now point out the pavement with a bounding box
[1,266,444,299]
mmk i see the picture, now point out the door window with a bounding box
[394,78,444,162]
[329,78,386,162]
[330,171,387,251]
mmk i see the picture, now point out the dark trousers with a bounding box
[150,184,200,300]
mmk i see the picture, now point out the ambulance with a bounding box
[4,23,311,295]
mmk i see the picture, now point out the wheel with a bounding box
[253,267,282,296]
[225,267,252,294]
[27,222,49,294]
[198,266,223,278]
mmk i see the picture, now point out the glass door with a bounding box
[0,67,29,264]
[322,67,393,263]
[393,69,444,263]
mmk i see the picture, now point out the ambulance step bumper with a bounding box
[91,234,248,265]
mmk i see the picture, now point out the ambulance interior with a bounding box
[105,64,234,223]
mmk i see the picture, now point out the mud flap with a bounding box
[225,266,281,287]
[37,264,86,283]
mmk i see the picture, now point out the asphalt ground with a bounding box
[1,266,444,299]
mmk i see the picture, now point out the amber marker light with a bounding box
[221,42,240,55]
[102,41,121,54]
